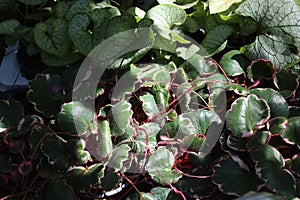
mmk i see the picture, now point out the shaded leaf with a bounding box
[46,180,77,200]
[247,59,276,82]
[34,19,70,56]
[252,144,296,196]
[68,163,104,192]
[201,25,234,55]
[0,99,23,132]
[282,116,300,145]
[213,156,264,196]
[246,131,271,151]
[56,101,95,135]
[0,19,20,34]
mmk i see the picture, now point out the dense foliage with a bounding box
[0,0,300,199]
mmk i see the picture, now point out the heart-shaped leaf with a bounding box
[250,88,289,118]
[201,25,234,55]
[34,19,70,56]
[146,147,182,185]
[56,101,95,135]
[0,19,20,34]
[0,99,23,132]
[146,4,186,29]
[226,95,270,137]
[46,180,77,200]
[66,139,90,164]
[282,116,300,145]
[27,74,67,117]
[68,163,104,192]
[252,144,296,196]
[209,0,243,14]
[68,9,112,55]
[236,0,300,69]
[213,156,264,196]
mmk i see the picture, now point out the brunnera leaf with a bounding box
[209,0,243,14]
[236,0,300,69]
[226,94,270,137]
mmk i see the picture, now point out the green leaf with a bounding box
[182,110,222,134]
[247,59,276,82]
[68,9,112,55]
[213,156,264,196]
[41,52,83,67]
[226,95,270,137]
[267,117,288,135]
[34,19,70,57]
[99,120,113,157]
[250,88,289,118]
[65,0,93,20]
[18,161,33,176]
[41,134,74,171]
[56,101,95,135]
[140,93,160,117]
[27,74,67,117]
[237,192,283,200]
[68,163,104,192]
[291,154,300,175]
[282,116,300,145]
[252,144,296,196]
[246,131,271,151]
[201,25,234,55]
[274,69,299,98]
[146,4,186,29]
[110,100,133,135]
[107,144,131,171]
[0,155,12,173]
[18,0,45,5]
[0,19,20,34]
[101,172,119,190]
[0,99,23,132]
[46,180,77,200]
[236,0,300,69]
[209,0,243,14]
[220,50,245,76]
[67,139,90,165]
[107,14,137,36]
[135,122,160,153]
[146,147,182,185]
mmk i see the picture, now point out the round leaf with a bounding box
[34,19,70,56]
[213,156,264,196]
[56,101,95,135]
[282,116,300,145]
[226,95,270,137]
[247,59,276,82]
[145,147,182,185]
[252,144,296,196]
[250,88,289,118]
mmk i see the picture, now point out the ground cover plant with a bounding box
[0,0,300,199]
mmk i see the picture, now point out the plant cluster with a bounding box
[0,0,300,199]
